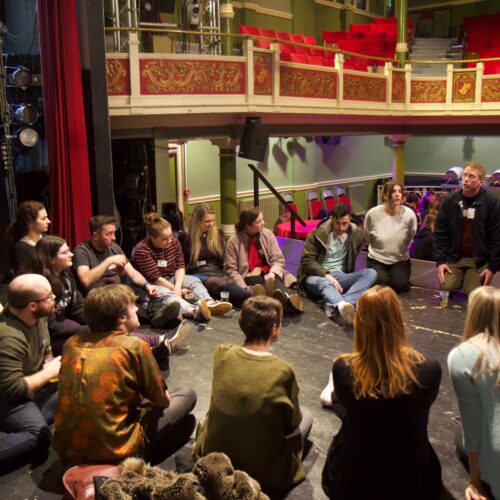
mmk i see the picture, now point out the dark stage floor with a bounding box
[0,287,470,499]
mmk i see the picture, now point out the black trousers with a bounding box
[367,257,411,292]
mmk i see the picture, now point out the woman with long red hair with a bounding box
[322,285,442,500]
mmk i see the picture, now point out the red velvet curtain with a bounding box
[37,0,93,248]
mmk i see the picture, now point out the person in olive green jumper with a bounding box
[193,296,313,493]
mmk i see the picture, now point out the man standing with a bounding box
[53,284,196,466]
[434,162,500,296]
[0,274,61,471]
[297,204,377,324]
[73,215,181,327]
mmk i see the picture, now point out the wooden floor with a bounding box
[0,287,470,499]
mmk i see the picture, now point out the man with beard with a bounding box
[0,274,61,471]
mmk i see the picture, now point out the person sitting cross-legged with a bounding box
[73,215,183,328]
[193,296,313,494]
[132,213,232,323]
[0,274,60,473]
[53,284,197,467]
[297,203,377,325]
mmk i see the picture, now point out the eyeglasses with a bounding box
[32,292,56,303]
[57,248,72,256]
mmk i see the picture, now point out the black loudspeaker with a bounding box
[238,117,270,162]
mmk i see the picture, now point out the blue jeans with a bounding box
[0,383,58,472]
[304,269,377,308]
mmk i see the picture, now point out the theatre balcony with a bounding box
[105,29,500,137]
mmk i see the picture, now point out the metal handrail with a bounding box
[247,163,305,240]
[104,26,500,66]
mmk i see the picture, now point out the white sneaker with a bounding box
[339,302,355,325]
[320,371,334,408]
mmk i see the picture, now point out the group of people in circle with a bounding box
[0,161,498,500]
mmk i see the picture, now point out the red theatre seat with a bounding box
[257,28,276,49]
[323,30,346,45]
[290,33,307,53]
[306,54,324,66]
[289,52,307,64]
[303,35,324,56]
[276,31,294,53]
[350,23,373,33]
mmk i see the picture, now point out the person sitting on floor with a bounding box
[224,208,304,313]
[410,213,436,262]
[184,204,252,307]
[321,285,442,500]
[297,203,377,325]
[132,213,232,323]
[25,235,187,361]
[53,284,197,467]
[193,295,313,494]
[448,286,500,500]
[5,200,51,276]
[0,274,60,473]
[73,215,182,328]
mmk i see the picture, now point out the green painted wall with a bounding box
[183,135,500,221]
[315,5,343,39]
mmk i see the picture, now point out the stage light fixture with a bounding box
[17,127,39,147]
[182,0,201,30]
[13,104,38,125]
[8,66,33,89]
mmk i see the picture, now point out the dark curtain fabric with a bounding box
[37,0,93,248]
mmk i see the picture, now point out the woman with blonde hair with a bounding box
[322,285,442,500]
[132,213,231,323]
[185,204,251,306]
[448,286,500,500]
[365,182,418,292]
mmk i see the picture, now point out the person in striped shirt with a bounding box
[132,213,232,323]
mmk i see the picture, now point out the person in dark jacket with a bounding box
[434,162,500,295]
[410,213,436,261]
[321,286,442,500]
[297,203,377,324]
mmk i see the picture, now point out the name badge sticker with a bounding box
[468,208,475,219]
[108,264,116,271]
[197,260,207,266]
[158,259,168,268]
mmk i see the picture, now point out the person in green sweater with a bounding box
[193,295,313,494]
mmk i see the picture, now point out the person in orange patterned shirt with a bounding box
[53,284,196,467]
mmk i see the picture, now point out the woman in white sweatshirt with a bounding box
[364,182,417,292]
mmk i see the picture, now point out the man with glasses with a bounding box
[0,274,61,472]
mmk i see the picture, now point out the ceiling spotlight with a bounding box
[13,104,38,125]
[8,66,33,89]
[18,128,39,147]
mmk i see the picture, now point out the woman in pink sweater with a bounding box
[224,208,303,313]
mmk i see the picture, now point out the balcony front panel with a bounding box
[139,58,246,95]
[280,64,337,99]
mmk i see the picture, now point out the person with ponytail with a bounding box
[322,285,442,500]
[6,200,51,275]
[448,286,500,500]
[132,213,231,323]
[224,208,304,313]
[185,204,252,307]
